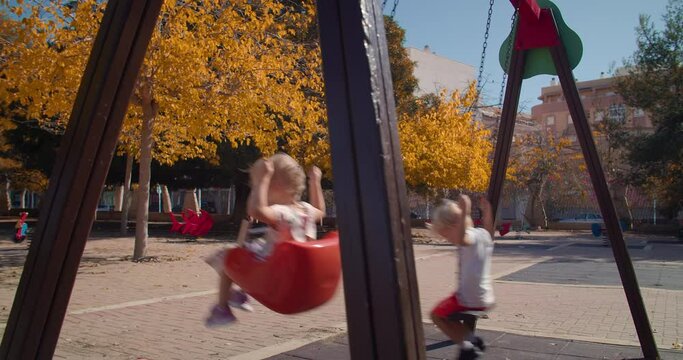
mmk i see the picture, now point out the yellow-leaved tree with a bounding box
[399,83,492,195]
[1,5,62,213]
[0,117,20,213]
[1,0,326,260]
[507,132,583,228]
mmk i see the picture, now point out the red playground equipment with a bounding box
[169,209,214,237]
[225,230,341,314]
[473,218,511,237]
[498,222,512,237]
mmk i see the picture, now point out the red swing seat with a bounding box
[224,231,341,315]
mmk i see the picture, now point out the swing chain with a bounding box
[498,9,518,106]
[476,0,495,96]
[390,0,399,18]
[382,0,399,18]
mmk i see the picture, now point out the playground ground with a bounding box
[1,226,682,359]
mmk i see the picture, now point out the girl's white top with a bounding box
[246,202,317,258]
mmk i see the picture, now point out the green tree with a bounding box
[5,120,61,177]
[594,114,635,224]
[0,10,22,212]
[0,114,52,212]
[0,117,20,213]
[384,16,418,115]
[617,0,683,216]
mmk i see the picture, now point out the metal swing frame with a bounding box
[484,1,659,359]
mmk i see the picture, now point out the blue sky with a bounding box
[389,0,669,112]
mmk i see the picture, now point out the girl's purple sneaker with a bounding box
[205,305,237,328]
[228,290,254,312]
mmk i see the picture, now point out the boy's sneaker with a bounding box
[458,347,482,360]
[228,290,254,312]
[205,305,237,328]
[472,336,486,352]
[458,337,485,360]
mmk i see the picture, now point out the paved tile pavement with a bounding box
[267,325,683,360]
[500,258,683,290]
[0,229,682,359]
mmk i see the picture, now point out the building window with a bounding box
[608,104,626,122]
[546,115,555,125]
[634,108,645,117]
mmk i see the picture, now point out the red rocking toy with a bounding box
[169,209,214,237]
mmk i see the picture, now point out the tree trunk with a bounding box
[19,189,27,209]
[162,185,172,213]
[232,171,250,224]
[610,182,631,221]
[526,183,545,228]
[120,155,134,235]
[114,185,124,211]
[183,188,200,212]
[538,177,549,228]
[0,178,10,214]
[623,185,635,230]
[134,105,155,260]
[425,194,431,219]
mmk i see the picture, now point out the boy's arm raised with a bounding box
[479,197,495,239]
[457,195,475,246]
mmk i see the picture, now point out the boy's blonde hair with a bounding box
[269,153,306,199]
[431,199,462,233]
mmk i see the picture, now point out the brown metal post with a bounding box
[0,1,163,358]
[486,49,527,221]
[316,0,425,358]
[549,43,660,360]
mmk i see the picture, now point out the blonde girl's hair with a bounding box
[269,153,306,199]
[431,199,462,233]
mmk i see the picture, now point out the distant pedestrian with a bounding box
[14,212,28,243]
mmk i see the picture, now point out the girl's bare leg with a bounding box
[218,272,233,306]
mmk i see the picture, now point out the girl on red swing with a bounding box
[205,153,326,327]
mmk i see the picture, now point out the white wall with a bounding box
[408,47,475,96]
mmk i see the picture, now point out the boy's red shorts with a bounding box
[432,294,487,319]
